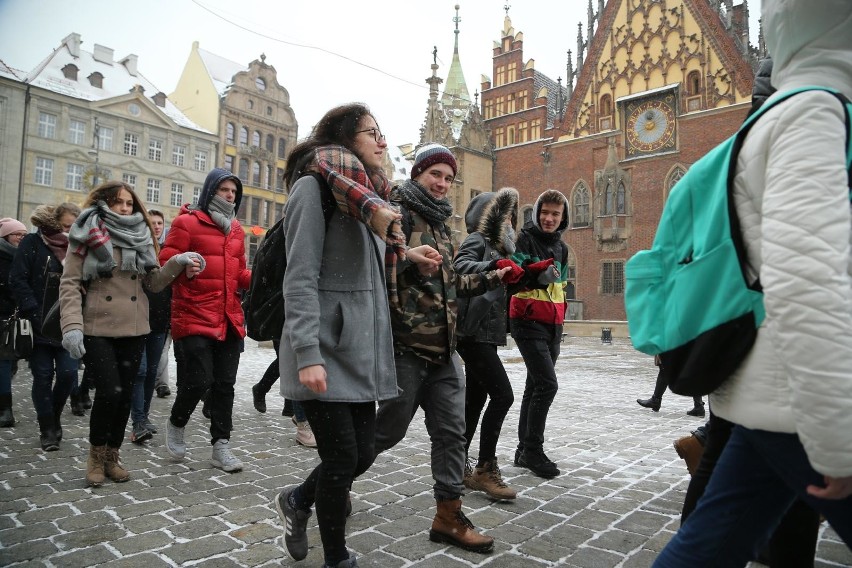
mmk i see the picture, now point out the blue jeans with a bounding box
[515,334,561,454]
[292,400,307,422]
[654,426,852,567]
[375,351,467,500]
[130,332,167,424]
[29,343,78,418]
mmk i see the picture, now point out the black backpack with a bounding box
[243,173,336,341]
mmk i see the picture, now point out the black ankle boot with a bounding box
[70,391,85,416]
[0,393,15,427]
[687,402,706,417]
[637,396,662,412]
[37,414,59,451]
[80,387,92,409]
[53,410,63,442]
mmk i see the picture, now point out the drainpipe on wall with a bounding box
[16,84,30,220]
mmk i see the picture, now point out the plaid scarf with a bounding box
[69,202,158,281]
[306,145,407,258]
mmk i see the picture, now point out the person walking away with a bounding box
[374,143,518,553]
[160,168,251,473]
[637,354,705,416]
[59,181,201,486]
[453,187,526,500]
[9,203,81,451]
[653,0,852,564]
[0,218,29,427]
[509,189,570,478]
[274,103,401,568]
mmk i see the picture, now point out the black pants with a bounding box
[84,335,145,448]
[515,334,560,453]
[650,367,703,407]
[170,331,241,443]
[682,412,821,567]
[254,339,281,395]
[297,400,376,564]
[457,341,514,462]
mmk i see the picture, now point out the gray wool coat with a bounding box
[279,175,398,403]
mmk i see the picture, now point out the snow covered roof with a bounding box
[197,47,245,96]
[25,33,211,133]
[0,59,23,81]
[386,144,413,182]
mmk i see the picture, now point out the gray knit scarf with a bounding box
[394,179,453,227]
[69,202,158,281]
[207,195,235,234]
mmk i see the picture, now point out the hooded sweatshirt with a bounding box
[710,0,852,477]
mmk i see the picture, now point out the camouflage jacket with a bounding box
[387,191,501,365]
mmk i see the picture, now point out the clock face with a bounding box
[626,99,676,154]
[255,77,266,91]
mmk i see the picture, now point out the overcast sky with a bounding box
[0,0,762,148]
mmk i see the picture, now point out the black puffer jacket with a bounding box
[9,232,64,346]
[0,241,18,319]
[454,187,526,345]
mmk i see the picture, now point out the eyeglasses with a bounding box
[356,127,386,142]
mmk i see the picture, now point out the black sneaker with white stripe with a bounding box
[275,486,311,560]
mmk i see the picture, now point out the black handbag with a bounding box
[0,310,34,360]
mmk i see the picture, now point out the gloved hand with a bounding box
[174,251,206,272]
[495,259,524,284]
[62,329,86,360]
[501,226,516,255]
[525,257,554,274]
[537,265,561,285]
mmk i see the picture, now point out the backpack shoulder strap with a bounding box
[300,172,337,230]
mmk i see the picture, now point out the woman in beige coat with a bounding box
[59,181,203,487]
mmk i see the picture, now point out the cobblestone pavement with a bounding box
[1,337,850,567]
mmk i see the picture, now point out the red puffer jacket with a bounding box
[159,205,251,341]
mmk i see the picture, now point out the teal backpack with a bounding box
[625,87,852,396]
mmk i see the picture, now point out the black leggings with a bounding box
[84,335,145,448]
[297,400,376,564]
[456,341,514,463]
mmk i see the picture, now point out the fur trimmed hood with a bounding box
[464,187,519,255]
[30,205,63,233]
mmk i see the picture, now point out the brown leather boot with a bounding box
[103,447,130,482]
[673,434,705,476]
[468,459,517,500]
[429,498,494,553]
[86,445,107,487]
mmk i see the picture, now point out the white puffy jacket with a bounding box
[710,0,852,478]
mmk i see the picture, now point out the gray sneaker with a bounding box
[211,439,243,472]
[165,419,186,460]
[275,487,311,560]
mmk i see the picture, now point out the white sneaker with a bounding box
[165,420,185,460]
[292,417,317,448]
[211,439,243,472]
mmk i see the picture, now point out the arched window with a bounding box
[239,127,248,145]
[600,94,612,116]
[252,131,261,147]
[616,181,626,214]
[665,165,687,200]
[687,70,701,95]
[226,123,235,145]
[252,161,261,185]
[573,183,590,227]
[278,138,287,159]
[61,64,78,81]
[265,134,274,152]
[604,181,615,215]
[238,158,249,181]
[564,247,577,300]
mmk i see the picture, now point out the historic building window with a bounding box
[122,173,136,189]
[223,155,234,172]
[97,126,113,151]
[572,182,591,228]
[266,165,274,190]
[68,119,85,145]
[601,260,625,295]
[599,94,613,131]
[124,133,139,156]
[518,90,528,111]
[148,139,163,161]
[34,157,53,186]
[267,106,272,116]
[530,119,541,140]
[518,121,528,143]
[507,125,516,145]
[61,64,78,80]
[565,247,577,300]
[38,112,57,138]
[494,126,504,148]
[194,150,208,172]
[603,181,626,215]
[238,158,249,181]
[507,93,516,114]
[170,183,183,207]
[192,186,202,205]
[88,72,103,88]
[686,70,703,112]
[665,165,687,200]
[265,134,274,153]
[276,167,285,192]
[495,96,505,116]
[252,161,261,185]
[172,144,186,167]
[247,99,254,110]
[226,123,235,145]
[496,65,505,86]
[484,99,494,119]
[507,62,517,82]
[65,163,84,190]
[239,126,248,145]
[252,131,261,147]
[146,178,161,204]
[278,138,286,159]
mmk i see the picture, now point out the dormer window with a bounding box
[88,72,103,89]
[152,92,166,108]
[61,64,78,81]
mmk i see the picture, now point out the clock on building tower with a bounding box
[624,94,677,157]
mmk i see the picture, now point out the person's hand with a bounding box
[298,364,327,394]
[62,329,85,360]
[525,258,554,274]
[408,245,442,276]
[370,206,401,240]
[807,475,852,500]
[537,265,560,285]
[495,259,524,283]
[174,252,205,279]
